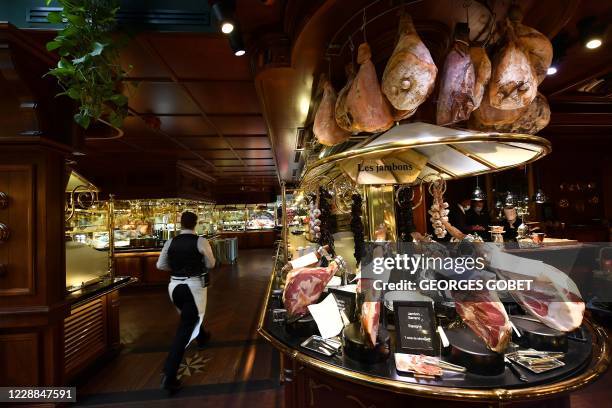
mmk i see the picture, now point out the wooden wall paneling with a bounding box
[0,332,40,386]
[115,256,144,281]
[143,254,169,284]
[106,290,121,352]
[0,165,34,296]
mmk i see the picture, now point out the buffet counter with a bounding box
[219,229,277,249]
[258,254,611,408]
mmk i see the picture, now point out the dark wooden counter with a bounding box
[258,255,611,408]
[219,229,277,249]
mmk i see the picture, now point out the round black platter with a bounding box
[266,293,595,389]
[285,314,318,338]
[511,315,568,352]
[343,322,391,364]
[446,327,505,375]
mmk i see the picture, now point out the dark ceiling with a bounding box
[2,0,611,202]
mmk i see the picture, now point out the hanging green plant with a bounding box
[45,0,130,129]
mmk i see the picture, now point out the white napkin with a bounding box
[308,294,344,339]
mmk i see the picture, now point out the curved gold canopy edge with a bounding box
[300,123,552,188]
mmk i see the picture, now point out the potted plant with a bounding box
[45,0,130,130]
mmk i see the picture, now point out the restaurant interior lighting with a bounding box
[547,66,557,75]
[212,1,236,35]
[229,28,246,56]
[471,177,485,201]
[585,38,602,49]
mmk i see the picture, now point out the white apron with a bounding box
[168,276,208,347]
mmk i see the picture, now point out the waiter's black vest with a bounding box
[168,234,206,277]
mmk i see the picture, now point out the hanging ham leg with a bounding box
[335,64,356,132]
[488,20,537,111]
[337,43,394,133]
[283,261,339,318]
[436,23,476,125]
[452,290,512,353]
[469,46,491,109]
[314,75,351,146]
[508,6,553,85]
[470,91,525,127]
[469,92,550,134]
[382,13,437,112]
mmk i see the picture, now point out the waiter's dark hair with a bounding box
[180,211,198,230]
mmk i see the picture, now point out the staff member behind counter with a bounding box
[466,200,491,240]
[156,211,216,394]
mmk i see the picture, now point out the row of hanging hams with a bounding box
[313,6,553,147]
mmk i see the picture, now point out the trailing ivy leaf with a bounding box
[74,112,91,129]
[47,11,63,24]
[109,93,127,106]
[72,55,89,64]
[108,111,124,128]
[67,88,81,100]
[66,13,85,26]
[90,42,106,57]
[46,41,61,51]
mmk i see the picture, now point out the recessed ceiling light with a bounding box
[234,49,246,56]
[547,66,557,75]
[586,38,602,49]
[221,22,234,34]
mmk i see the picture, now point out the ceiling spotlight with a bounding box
[585,38,602,49]
[221,22,234,34]
[578,16,606,50]
[211,1,236,35]
[229,27,246,56]
[547,66,557,75]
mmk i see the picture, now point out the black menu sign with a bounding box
[393,301,438,356]
[328,288,356,323]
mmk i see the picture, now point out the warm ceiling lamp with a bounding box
[578,16,606,50]
[585,38,602,49]
[229,28,246,56]
[211,1,236,35]
[547,66,557,75]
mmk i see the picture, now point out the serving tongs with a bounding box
[423,357,467,373]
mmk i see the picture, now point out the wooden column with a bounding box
[0,138,70,386]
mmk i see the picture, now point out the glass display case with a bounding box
[65,171,111,292]
[113,199,215,248]
[217,205,247,231]
[246,204,277,230]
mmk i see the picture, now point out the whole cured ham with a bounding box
[497,266,585,332]
[436,24,476,125]
[470,91,524,127]
[335,64,356,132]
[469,92,550,134]
[382,13,437,113]
[469,46,491,109]
[361,301,380,346]
[283,261,339,317]
[488,21,538,111]
[314,76,351,146]
[508,6,553,84]
[335,43,393,133]
[452,290,512,353]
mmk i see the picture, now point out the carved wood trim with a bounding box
[0,165,35,296]
[308,377,332,407]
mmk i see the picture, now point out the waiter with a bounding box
[156,211,215,393]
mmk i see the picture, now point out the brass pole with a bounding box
[108,194,115,279]
[281,181,288,262]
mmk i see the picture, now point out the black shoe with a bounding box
[160,374,182,395]
[196,330,211,350]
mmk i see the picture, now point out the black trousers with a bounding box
[163,284,206,379]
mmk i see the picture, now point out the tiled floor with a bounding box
[74,248,283,407]
[71,248,612,407]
